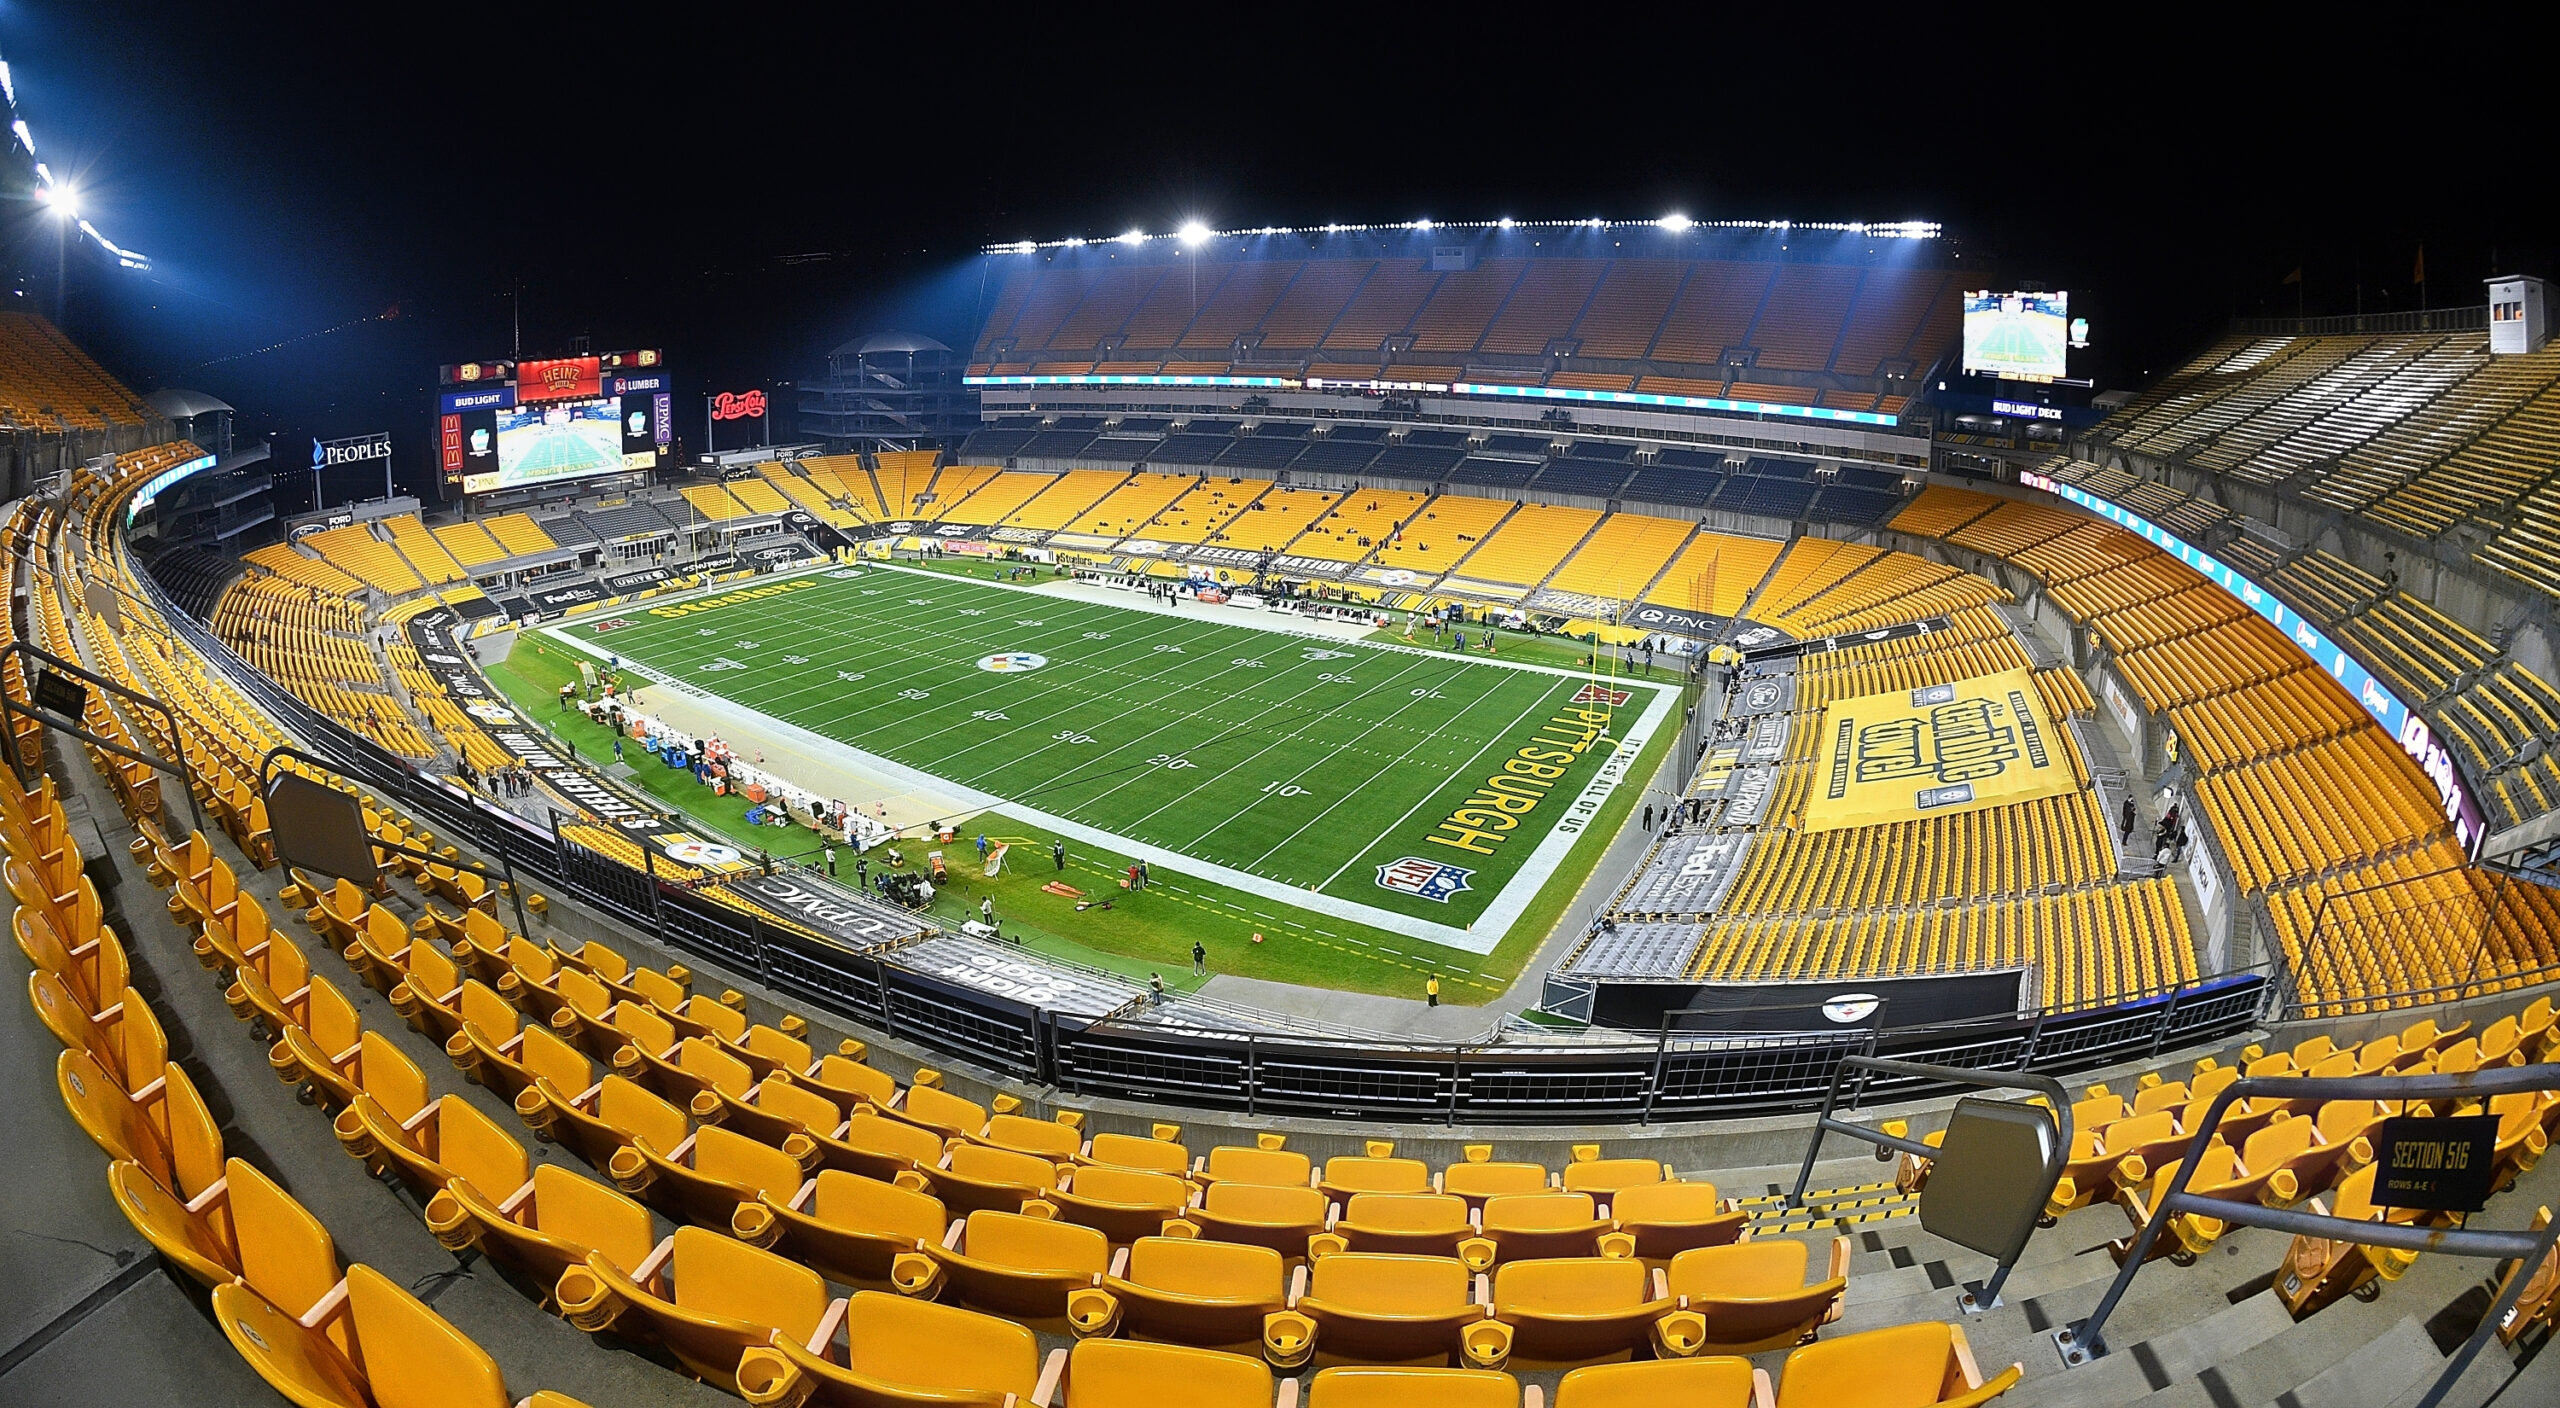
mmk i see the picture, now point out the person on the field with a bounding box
[1138,859,1152,888]
[980,896,994,925]
[1192,940,1207,977]
[1148,972,1166,1005]
[1052,839,1066,871]
[1127,862,1142,890]
[1426,975,1440,1007]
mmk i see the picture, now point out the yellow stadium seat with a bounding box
[1266,1253,1499,1369]
[1772,1321,2020,1407]
[1554,1356,1771,1408]
[1558,1157,1671,1198]
[452,1019,589,1109]
[1324,1191,1478,1262]
[426,1162,656,1293]
[334,1091,526,1203]
[891,1080,991,1141]
[902,1209,1112,1323]
[1662,1237,1850,1354]
[1487,1256,1675,1368]
[1180,1180,1330,1259]
[810,1108,949,1184]
[799,1051,902,1112]
[1304,1366,1519,1408]
[107,1158,236,1290]
[737,1290,1054,1408]
[979,1111,1086,1161]
[558,1226,829,1392]
[1469,1192,1609,1267]
[1083,1128,1193,1177]
[277,1028,429,1125]
[214,1263,540,1408]
[28,964,164,1094]
[1608,1180,1744,1261]
[1200,1140,1315,1190]
[1067,1234,1287,1352]
[57,1051,224,1203]
[1438,1153,1550,1211]
[518,1072,686,1172]
[740,1168,947,1290]
[913,1140,1072,1217]
[1052,1163,1195,1244]
[612,1121,807,1229]
[1321,1151,1433,1202]
[1038,1339,1280,1408]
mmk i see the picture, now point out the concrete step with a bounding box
[1999,1290,2294,1408]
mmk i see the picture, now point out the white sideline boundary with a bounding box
[536,561,1677,954]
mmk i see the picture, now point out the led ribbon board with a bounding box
[1803,667,2076,834]
[964,374,1901,427]
[2021,472,2487,857]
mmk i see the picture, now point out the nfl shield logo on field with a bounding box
[1375,856,1473,903]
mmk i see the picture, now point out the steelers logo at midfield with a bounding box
[977,652,1049,673]
[465,702,518,725]
[664,840,742,867]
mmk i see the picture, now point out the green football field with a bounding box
[544,563,1676,953]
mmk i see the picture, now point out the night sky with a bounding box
[4,4,2545,498]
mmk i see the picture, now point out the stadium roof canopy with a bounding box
[144,388,233,418]
[832,331,952,357]
[985,215,1940,255]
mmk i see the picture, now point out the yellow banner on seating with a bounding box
[1802,667,2075,834]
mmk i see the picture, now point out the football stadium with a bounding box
[3,19,2558,1408]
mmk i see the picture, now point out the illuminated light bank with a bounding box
[981,216,1942,254]
[965,374,1901,428]
[2019,472,2486,856]
[125,454,219,525]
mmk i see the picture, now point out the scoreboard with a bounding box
[436,350,672,496]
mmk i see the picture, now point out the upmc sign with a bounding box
[710,389,768,421]
[517,356,603,404]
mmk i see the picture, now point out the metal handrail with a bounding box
[2063,1063,2560,1408]
[1787,1055,2073,1312]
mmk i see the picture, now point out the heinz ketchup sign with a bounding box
[517,356,603,403]
[710,390,768,422]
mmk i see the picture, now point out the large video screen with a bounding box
[1962,290,2070,381]
[469,398,629,494]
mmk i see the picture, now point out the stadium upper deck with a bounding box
[970,228,1959,424]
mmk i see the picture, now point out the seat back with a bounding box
[1345,1192,1473,1234]
[1610,1179,1722,1226]
[965,1209,1110,1275]
[1325,1155,1433,1196]
[949,1140,1066,1193]
[812,1168,947,1242]
[1484,1191,1601,1233]
[1064,1339,1275,1408]
[1069,1164,1190,1211]
[1775,1321,1967,1408]
[1556,1357,1759,1408]
[1203,1143,1313,1188]
[1559,1158,1664,1195]
[596,1073,690,1151]
[1127,1235,1284,1299]
[811,1053,899,1107]
[227,1158,342,1324]
[1306,1367,1519,1408]
[667,1225,830,1355]
[689,1124,804,1202]
[671,1038,753,1099]
[1310,1253,1472,1314]
[1441,1160,1551,1204]
[1087,1130,1190,1175]
[987,1112,1083,1159]
[840,1291,1042,1399]
[108,1157,236,1289]
[843,1109,946,1167]
[1496,1255,1648,1313]
[902,1082,989,1135]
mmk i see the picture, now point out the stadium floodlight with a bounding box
[1177,221,1211,247]
[38,184,75,218]
[1412,218,1433,231]
[1115,228,1147,246]
[1658,213,1694,232]
[1497,217,1516,230]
